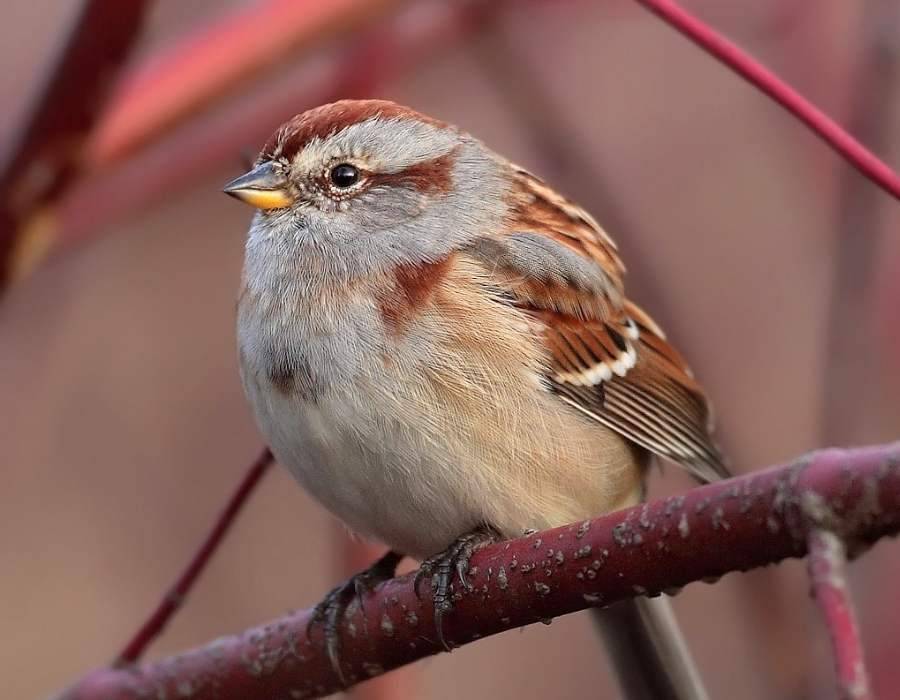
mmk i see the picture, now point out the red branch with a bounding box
[807,529,872,700]
[635,0,900,201]
[0,0,148,286]
[113,448,273,666]
[59,443,900,700]
[86,0,409,165]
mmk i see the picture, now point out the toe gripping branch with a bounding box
[307,549,403,685]
[308,525,499,685]
[413,526,499,651]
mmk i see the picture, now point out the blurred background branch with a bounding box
[823,0,900,446]
[0,0,148,287]
[636,0,900,200]
[85,0,411,166]
[113,448,273,666]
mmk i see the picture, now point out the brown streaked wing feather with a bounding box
[537,311,638,385]
[535,305,723,472]
[478,165,728,482]
[506,167,626,294]
[547,302,729,483]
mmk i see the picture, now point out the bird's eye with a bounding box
[329,163,360,188]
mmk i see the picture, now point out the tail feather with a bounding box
[591,596,708,700]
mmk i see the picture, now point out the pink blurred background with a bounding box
[2,1,899,698]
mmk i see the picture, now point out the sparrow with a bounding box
[225,99,727,697]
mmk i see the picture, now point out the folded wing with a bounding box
[465,167,728,482]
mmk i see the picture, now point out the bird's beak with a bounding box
[223,161,293,210]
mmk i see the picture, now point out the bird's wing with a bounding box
[464,167,728,482]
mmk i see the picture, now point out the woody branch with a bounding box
[59,442,900,700]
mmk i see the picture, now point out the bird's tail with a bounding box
[591,596,708,700]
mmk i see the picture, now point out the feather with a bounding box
[467,168,729,483]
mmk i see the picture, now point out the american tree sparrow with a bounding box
[225,100,727,697]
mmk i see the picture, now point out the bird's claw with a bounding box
[414,527,498,651]
[307,549,402,685]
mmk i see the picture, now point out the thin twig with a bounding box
[113,448,274,666]
[634,0,900,201]
[807,529,872,700]
[60,442,900,699]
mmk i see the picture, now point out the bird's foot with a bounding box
[414,526,499,651]
[308,549,403,685]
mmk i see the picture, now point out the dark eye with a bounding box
[329,163,360,188]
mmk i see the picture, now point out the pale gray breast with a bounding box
[237,279,389,405]
[237,290,486,556]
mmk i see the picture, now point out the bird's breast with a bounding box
[236,254,643,557]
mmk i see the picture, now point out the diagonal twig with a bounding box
[113,448,273,666]
[635,0,900,201]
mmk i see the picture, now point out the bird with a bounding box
[224,99,728,698]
